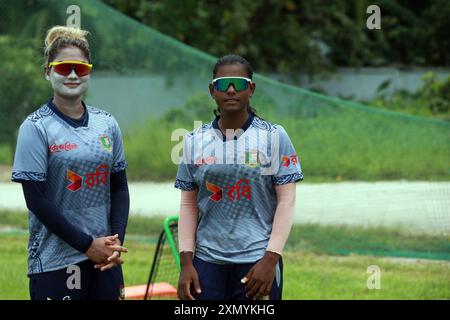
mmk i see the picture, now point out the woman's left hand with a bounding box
[242,251,280,299]
[94,234,124,271]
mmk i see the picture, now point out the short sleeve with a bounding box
[11,120,48,182]
[272,126,303,185]
[174,134,198,191]
[111,117,127,174]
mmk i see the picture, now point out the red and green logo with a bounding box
[99,134,112,152]
[245,150,260,167]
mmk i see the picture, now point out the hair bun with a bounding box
[44,25,90,58]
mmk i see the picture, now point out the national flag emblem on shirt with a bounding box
[245,150,259,167]
[99,134,112,152]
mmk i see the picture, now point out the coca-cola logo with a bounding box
[49,142,78,153]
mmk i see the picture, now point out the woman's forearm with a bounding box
[178,190,199,253]
[110,170,130,244]
[266,183,296,255]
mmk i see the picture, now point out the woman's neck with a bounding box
[218,108,249,133]
[53,94,84,119]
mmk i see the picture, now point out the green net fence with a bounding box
[0,0,449,265]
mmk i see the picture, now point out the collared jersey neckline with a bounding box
[47,98,89,128]
[212,112,255,141]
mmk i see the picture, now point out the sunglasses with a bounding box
[212,77,252,92]
[48,60,93,77]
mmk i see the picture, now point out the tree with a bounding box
[0,36,51,151]
[103,0,450,75]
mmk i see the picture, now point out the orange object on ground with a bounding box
[125,282,178,300]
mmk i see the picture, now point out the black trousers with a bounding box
[192,256,283,300]
[29,259,124,300]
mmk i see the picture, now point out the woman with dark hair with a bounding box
[175,54,303,300]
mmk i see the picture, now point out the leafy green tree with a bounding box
[417,72,450,117]
[103,0,450,76]
[0,36,51,150]
[362,72,450,120]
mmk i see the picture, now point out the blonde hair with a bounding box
[44,26,91,64]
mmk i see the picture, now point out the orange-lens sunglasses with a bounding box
[48,60,93,77]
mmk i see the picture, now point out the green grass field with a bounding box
[0,210,449,300]
[0,232,449,300]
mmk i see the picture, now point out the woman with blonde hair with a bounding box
[11,26,130,300]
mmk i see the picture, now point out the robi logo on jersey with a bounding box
[66,164,109,192]
[206,182,223,202]
[66,170,82,192]
[281,154,298,167]
[206,179,252,202]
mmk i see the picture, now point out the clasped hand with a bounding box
[85,234,128,271]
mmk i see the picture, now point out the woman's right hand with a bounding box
[94,234,125,271]
[85,235,128,265]
[178,252,201,300]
